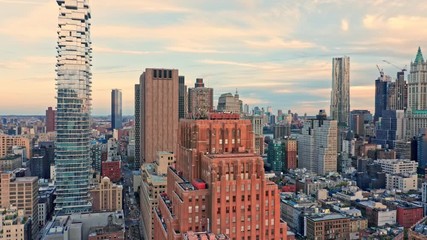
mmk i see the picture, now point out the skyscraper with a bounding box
[298,110,338,175]
[54,0,92,214]
[139,68,179,163]
[134,84,141,169]
[111,89,122,130]
[178,76,187,119]
[217,91,242,114]
[408,47,427,110]
[387,71,408,111]
[188,78,214,119]
[45,107,56,133]
[330,56,350,127]
[374,71,390,122]
[153,113,288,239]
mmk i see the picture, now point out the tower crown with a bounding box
[415,47,424,64]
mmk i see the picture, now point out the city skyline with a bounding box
[1,0,427,115]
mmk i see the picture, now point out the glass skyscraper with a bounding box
[111,89,122,129]
[330,56,350,127]
[54,0,92,214]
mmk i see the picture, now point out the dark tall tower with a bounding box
[111,89,122,129]
[178,76,187,119]
[135,84,141,169]
[45,107,56,133]
[374,72,390,122]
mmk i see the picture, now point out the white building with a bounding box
[298,110,337,175]
[386,173,417,193]
[217,92,242,114]
[374,159,417,174]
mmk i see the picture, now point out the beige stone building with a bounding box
[139,68,179,163]
[0,206,30,240]
[0,172,38,237]
[0,134,31,159]
[0,155,22,171]
[90,177,123,212]
[140,152,175,240]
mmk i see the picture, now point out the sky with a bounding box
[0,0,426,116]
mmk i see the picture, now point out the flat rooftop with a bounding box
[307,213,348,222]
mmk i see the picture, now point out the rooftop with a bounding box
[0,154,21,160]
[184,231,229,240]
[307,213,348,222]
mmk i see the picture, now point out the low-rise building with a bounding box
[101,161,121,182]
[396,202,424,228]
[0,206,31,240]
[386,173,418,193]
[90,177,123,212]
[356,201,396,227]
[306,213,350,240]
[408,216,427,239]
[0,155,22,171]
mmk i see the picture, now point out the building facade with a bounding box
[306,214,350,240]
[140,152,175,240]
[0,155,22,172]
[90,177,123,212]
[188,78,213,119]
[54,0,92,214]
[298,110,338,175]
[153,115,288,240]
[217,92,242,114]
[179,76,188,119]
[45,107,56,133]
[0,172,38,236]
[330,56,350,127]
[0,134,31,159]
[0,206,31,240]
[374,72,391,122]
[408,47,427,111]
[111,89,122,130]
[139,68,179,163]
[135,84,141,169]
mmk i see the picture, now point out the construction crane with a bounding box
[382,60,407,72]
[376,64,384,77]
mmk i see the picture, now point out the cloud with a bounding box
[245,38,316,49]
[93,46,161,55]
[0,0,43,4]
[341,19,349,32]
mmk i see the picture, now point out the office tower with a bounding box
[217,91,242,114]
[246,115,264,155]
[153,113,288,240]
[31,143,54,180]
[283,137,297,171]
[374,71,391,122]
[330,56,350,127]
[135,84,141,169]
[140,152,175,240]
[373,110,405,149]
[243,104,250,115]
[178,76,187,119]
[0,171,38,236]
[54,0,92,214]
[267,140,284,171]
[408,47,427,110]
[387,71,408,111]
[111,89,122,130]
[298,110,338,175]
[139,68,179,163]
[89,176,123,212]
[45,107,56,133]
[350,110,372,136]
[0,134,31,159]
[188,78,214,119]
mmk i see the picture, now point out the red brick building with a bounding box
[101,161,121,182]
[283,138,297,171]
[397,203,424,228]
[45,107,56,133]
[153,115,288,240]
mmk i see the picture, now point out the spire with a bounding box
[415,46,424,64]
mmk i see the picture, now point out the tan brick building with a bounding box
[154,114,288,240]
[0,134,31,159]
[0,172,38,237]
[140,152,175,240]
[139,68,179,164]
[0,206,30,240]
[90,177,123,212]
[306,214,350,240]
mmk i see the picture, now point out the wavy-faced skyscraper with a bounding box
[54,0,92,214]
